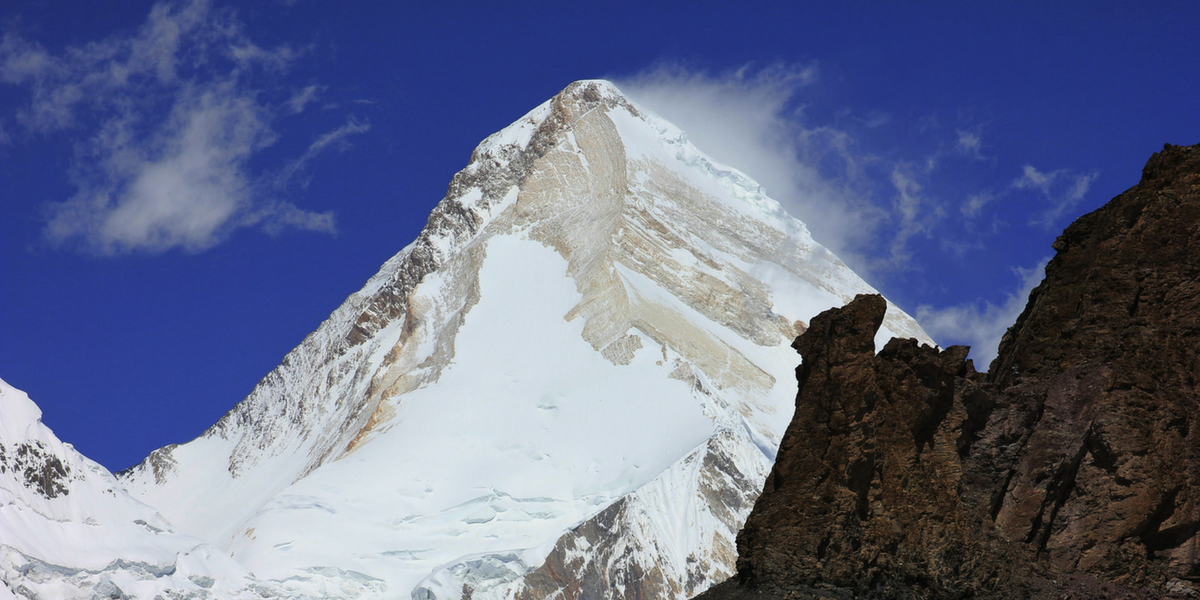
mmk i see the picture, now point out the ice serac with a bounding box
[118,80,931,600]
[699,143,1200,600]
[0,378,268,599]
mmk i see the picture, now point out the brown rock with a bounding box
[729,295,1027,598]
[697,143,1200,600]
[983,143,1200,590]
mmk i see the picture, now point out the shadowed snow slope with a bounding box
[103,80,930,600]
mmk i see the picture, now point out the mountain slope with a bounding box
[0,378,268,599]
[117,80,931,600]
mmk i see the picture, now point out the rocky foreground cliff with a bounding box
[698,143,1200,600]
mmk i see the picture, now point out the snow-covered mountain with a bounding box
[4,80,932,600]
[0,378,270,599]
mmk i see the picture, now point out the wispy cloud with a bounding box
[1013,164,1099,229]
[275,117,370,189]
[619,62,1104,302]
[956,128,984,159]
[856,109,891,129]
[615,63,904,274]
[226,41,299,72]
[961,191,994,219]
[614,63,1095,358]
[1,0,347,255]
[883,165,943,270]
[916,259,1047,368]
[617,63,1025,281]
[287,84,324,114]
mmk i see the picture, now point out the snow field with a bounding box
[226,235,717,596]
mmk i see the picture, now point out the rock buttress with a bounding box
[697,143,1200,600]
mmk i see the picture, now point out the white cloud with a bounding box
[226,42,298,72]
[615,63,900,273]
[884,165,943,269]
[961,191,994,218]
[0,33,56,83]
[287,84,324,114]
[956,128,983,158]
[916,259,1047,368]
[1,33,76,130]
[1013,164,1099,229]
[856,110,891,128]
[125,0,209,82]
[275,117,370,189]
[2,0,344,255]
[1,0,212,130]
[45,81,336,253]
[614,63,1000,280]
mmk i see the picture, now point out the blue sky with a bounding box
[1,1,1196,471]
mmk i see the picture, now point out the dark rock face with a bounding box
[982,142,1200,590]
[697,143,1200,600]
[0,440,72,499]
[727,295,1023,599]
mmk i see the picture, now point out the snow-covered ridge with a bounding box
[115,81,576,546]
[0,378,269,599]
[103,79,935,600]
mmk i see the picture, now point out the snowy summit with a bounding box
[2,80,931,600]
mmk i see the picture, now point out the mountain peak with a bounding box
[0,378,42,442]
[470,79,633,165]
[10,81,930,600]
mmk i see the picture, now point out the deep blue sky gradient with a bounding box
[2,1,1197,471]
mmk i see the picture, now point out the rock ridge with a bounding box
[697,143,1200,599]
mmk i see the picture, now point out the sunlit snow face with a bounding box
[107,81,931,600]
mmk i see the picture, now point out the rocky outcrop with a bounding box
[714,295,1032,599]
[0,440,72,499]
[698,143,1200,599]
[510,430,768,600]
